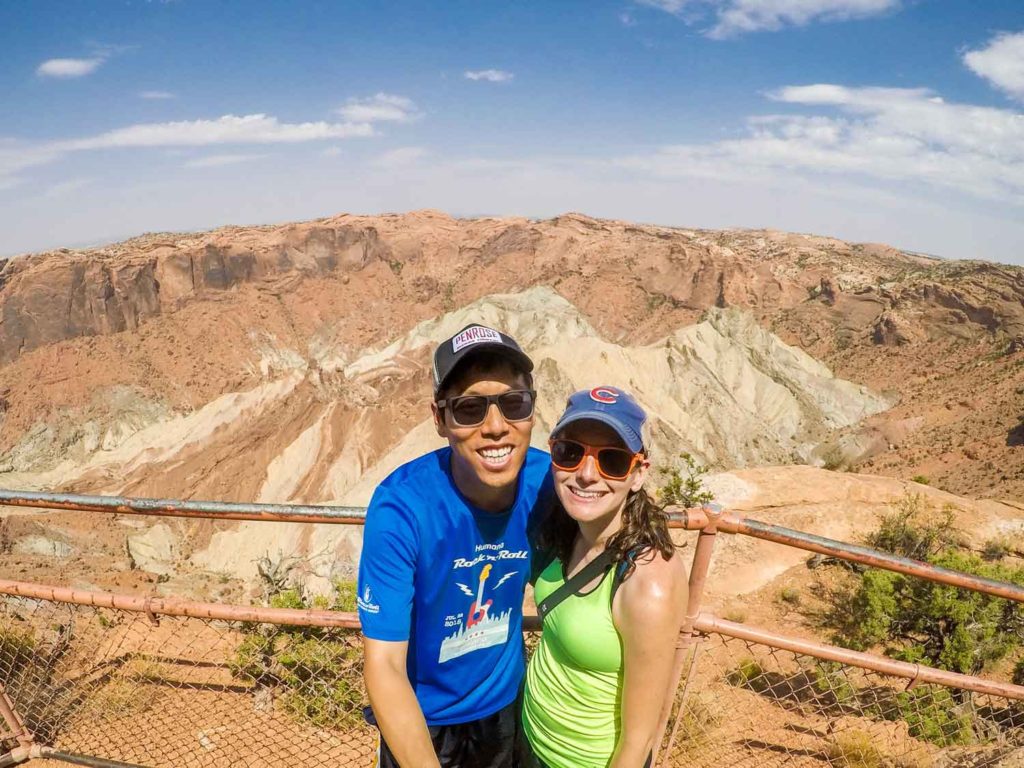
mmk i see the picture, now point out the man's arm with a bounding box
[358,484,434,767]
[363,638,440,768]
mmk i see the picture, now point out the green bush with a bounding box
[830,494,1024,676]
[982,537,1012,562]
[826,730,884,768]
[778,586,801,605]
[890,687,975,746]
[864,494,962,560]
[657,452,714,508]
[231,579,365,730]
[1013,658,1024,686]
[0,625,36,676]
[808,661,857,708]
[726,657,766,691]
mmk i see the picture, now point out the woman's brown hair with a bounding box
[534,483,676,581]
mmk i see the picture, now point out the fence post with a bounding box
[0,684,32,753]
[653,502,721,767]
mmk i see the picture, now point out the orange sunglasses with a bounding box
[549,438,644,481]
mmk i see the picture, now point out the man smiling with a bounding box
[359,324,552,768]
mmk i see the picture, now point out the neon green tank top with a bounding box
[522,557,623,768]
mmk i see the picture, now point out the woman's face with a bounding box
[552,419,648,527]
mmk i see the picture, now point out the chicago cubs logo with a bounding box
[590,387,620,404]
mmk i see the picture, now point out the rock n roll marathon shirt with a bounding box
[358,446,552,725]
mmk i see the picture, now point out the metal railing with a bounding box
[1,490,1022,767]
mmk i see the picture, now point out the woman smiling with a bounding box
[522,387,688,768]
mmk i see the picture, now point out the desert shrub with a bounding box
[808,660,857,708]
[671,692,722,746]
[910,475,929,485]
[826,729,884,768]
[0,625,36,679]
[0,621,80,743]
[982,537,1013,562]
[778,586,801,605]
[726,657,766,691]
[889,687,975,746]
[863,494,962,560]
[833,547,1024,675]
[657,452,714,508]
[829,494,1024,675]
[1013,658,1024,686]
[231,579,365,730]
[723,606,747,623]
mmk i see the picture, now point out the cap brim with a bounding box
[551,412,644,454]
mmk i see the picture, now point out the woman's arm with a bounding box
[609,553,689,768]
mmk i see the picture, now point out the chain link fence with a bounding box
[0,595,375,767]
[663,634,1024,768]
[2,591,1022,767]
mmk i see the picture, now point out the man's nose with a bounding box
[480,402,509,436]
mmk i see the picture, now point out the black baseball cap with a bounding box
[432,324,534,395]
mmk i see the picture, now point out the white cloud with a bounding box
[185,153,266,168]
[617,84,1024,204]
[637,0,901,37]
[62,114,374,150]
[964,31,1024,102]
[37,58,104,78]
[41,178,92,198]
[336,93,419,123]
[0,141,64,189]
[464,69,514,83]
[0,112,374,188]
[139,90,176,100]
[373,147,428,168]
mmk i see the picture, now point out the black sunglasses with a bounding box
[549,438,642,481]
[436,389,537,428]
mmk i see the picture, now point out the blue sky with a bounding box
[2,1,1023,263]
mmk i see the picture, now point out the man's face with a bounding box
[432,364,535,510]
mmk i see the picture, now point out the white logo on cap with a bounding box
[452,325,502,353]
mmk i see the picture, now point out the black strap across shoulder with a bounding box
[536,549,615,623]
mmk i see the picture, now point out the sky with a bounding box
[2,1,1023,264]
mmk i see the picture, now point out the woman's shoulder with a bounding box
[615,548,688,614]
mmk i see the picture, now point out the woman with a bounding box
[522,386,689,768]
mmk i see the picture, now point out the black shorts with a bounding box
[375,699,519,768]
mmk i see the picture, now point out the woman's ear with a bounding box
[630,457,650,493]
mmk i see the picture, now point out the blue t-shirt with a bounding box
[357,446,552,725]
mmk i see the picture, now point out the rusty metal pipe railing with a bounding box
[0,687,30,750]
[0,579,360,629]
[714,513,1024,604]
[0,745,43,767]
[654,504,721,766]
[36,749,145,768]
[0,490,366,524]
[3,489,1021,604]
[5,489,1022,612]
[694,612,1024,701]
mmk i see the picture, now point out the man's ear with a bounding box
[431,402,447,438]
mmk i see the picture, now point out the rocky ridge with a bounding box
[0,210,1021,588]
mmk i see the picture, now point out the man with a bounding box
[358,324,552,768]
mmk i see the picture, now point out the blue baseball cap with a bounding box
[551,386,647,454]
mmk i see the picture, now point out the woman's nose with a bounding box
[577,455,601,484]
